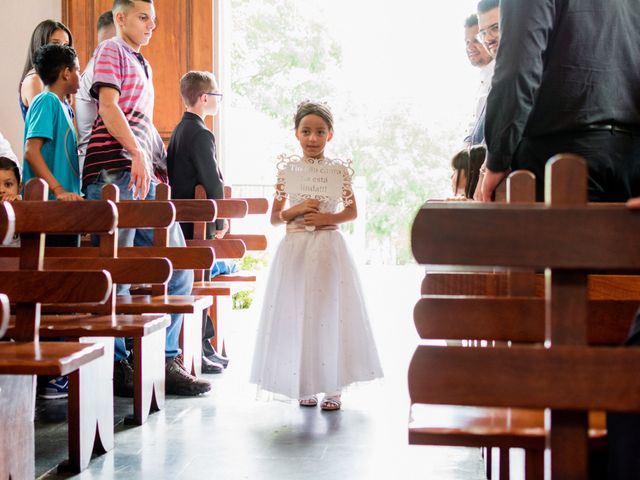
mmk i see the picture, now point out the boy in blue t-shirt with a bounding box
[22,44,82,400]
[23,44,82,201]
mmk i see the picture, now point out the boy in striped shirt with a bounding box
[83,0,210,397]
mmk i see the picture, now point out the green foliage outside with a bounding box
[231,0,455,264]
[231,253,268,310]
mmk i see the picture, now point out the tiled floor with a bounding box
[35,265,487,480]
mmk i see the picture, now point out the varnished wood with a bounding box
[0,294,8,339]
[28,246,215,270]
[545,155,590,479]
[413,296,635,346]
[206,274,258,284]
[131,328,166,425]
[33,314,170,338]
[118,247,215,269]
[506,171,537,296]
[0,271,112,304]
[0,375,35,480]
[186,239,246,259]
[115,200,175,228]
[0,342,104,375]
[408,407,607,454]
[0,201,15,246]
[223,234,268,251]
[12,200,118,234]
[215,199,249,219]
[412,203,640,269]
[409,345,640,412]
[422,271,640,300]
[68,338,114,472]
[171,199,217,222]
[422,272,509,296]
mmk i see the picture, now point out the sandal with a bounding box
[320,395,342,411]
[299,394,318,407]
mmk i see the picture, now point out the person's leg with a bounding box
[607,311,640,479]
[131,190,209,394]
[84,170,136,394]
[134,216,194,359]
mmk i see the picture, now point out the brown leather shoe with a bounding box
[114,359,134,398]
[165,355,212,396]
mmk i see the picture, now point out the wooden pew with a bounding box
[187,185,268,354]
[0,180,114,478]
[409,155,640,479]
[20,184,215,378]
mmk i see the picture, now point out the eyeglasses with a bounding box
[205,92,223,101]
[476,22,499,42]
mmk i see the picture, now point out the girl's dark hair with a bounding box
[34,44,78,87]
[294,101,334,130]
[451,145,486,198]
[0,157,20,184]
[466,145,486,198]
[19,20,73,91]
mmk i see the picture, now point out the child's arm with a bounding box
[271,188,319,226]
[98,87,150,200]
[303,194,357,227]
[24,138,83,201]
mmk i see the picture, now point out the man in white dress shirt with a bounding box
[76,11,116,174]
[463,13,494,147]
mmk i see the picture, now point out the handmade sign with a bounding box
[275,154,354,230]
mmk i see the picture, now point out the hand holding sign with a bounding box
[276,155,354,231]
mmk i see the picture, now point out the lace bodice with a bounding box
[288,193,343,214]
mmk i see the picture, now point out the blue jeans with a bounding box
[85,170,194,360]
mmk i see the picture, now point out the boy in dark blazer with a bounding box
[167,71,228,373]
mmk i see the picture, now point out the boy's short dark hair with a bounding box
[97,11,114,32]
[478,0,499,14]
[0,157,20,184]
[113,0,153,15]
[33,44,77,86]
[180,71,216,107]
[464,14,479,29]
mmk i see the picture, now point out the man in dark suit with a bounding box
[475,1,640,476]
[167,71,229,374]
[477,0,640,204]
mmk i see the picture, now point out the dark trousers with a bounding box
[607,311,640,479]
[514,130,640,477]
[512,130,640,202]
[202,311,216,357]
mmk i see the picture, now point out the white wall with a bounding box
[0,0,61,160]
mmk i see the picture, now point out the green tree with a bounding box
[231,0,342,126]
[335,106,454,263]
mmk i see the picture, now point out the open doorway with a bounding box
[221,0,481,265]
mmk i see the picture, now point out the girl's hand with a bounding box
[55,191,84,201]
[296,199,320,215]
[303,212,332,227]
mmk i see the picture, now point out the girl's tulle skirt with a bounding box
[249,230,383,399]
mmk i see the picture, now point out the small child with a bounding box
[450,145,486,199]
[167,70,227,240]
[0,134,22,202]
[0,156,23,248]
[167,70,230,373]
[250,101,383,411]
[23,43,82,202]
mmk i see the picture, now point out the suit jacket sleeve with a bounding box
[191,129,225,234]
[485,0,555,172]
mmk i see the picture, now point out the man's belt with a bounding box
[583,123,640,135]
